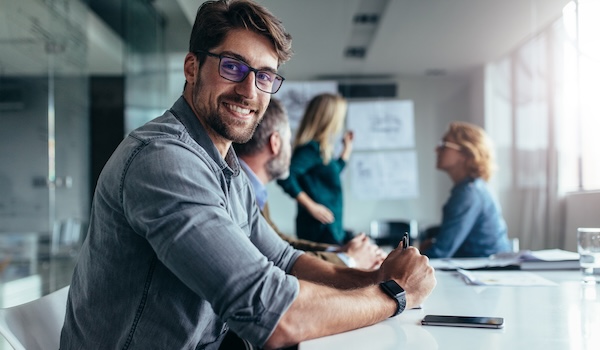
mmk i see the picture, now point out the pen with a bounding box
[401,232,409,250]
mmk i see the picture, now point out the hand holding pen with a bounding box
[401,232,409,250]
[378,231,436,310]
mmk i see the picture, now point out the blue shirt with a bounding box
[239,159,268,210]
[423,177,511,258]
[60,97,302,349]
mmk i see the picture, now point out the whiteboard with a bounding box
[277,81,338,132]
[346,100,415,150]
[350,151,419,200]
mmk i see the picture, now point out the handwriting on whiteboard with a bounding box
[347,100,415,150]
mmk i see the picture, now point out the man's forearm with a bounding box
[290,254,381,289]
[265,247,437,349]
[264,280,395,349]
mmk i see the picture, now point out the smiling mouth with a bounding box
[224,102,253,116]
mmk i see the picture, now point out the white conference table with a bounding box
[299,266,600,350]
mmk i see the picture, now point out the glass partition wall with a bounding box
[0,0,90,304]
[123,0,169,135]
[0,0,167,306]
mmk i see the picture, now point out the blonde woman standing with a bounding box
[420,122,511,258]
[277,93,353,245]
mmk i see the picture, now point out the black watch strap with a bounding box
[379,280,407,317]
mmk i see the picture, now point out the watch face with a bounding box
[383,280,405,296]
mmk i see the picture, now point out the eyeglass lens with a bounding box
[438,141,461,150]
[219,56,283,94]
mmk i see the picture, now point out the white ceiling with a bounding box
[0,0,572,79]
[174,0,571,80]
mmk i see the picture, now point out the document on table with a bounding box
[429,257,518,270]
[455,269,557,286]
[429,249,580,271]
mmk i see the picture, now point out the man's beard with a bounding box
[266,148,290,180]
[192,78,262,143]
[266,156,289,180]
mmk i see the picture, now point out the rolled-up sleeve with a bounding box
[123,138,302,346]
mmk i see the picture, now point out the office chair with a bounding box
[369,220,418,248]
[0,285,69,350]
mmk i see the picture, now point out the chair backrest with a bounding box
[369,220,417,247]
[0,285,69,350]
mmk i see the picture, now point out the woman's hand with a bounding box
[296,192,334,224]
[307,202,335,224]
[341,131,354,161]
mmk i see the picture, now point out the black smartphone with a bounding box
[421,315,504,329]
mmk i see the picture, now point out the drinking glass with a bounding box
[577,228,600,283]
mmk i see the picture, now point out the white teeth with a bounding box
[226,103,251,115]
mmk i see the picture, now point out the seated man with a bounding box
[60,1,436,348]
[234,98,386,270]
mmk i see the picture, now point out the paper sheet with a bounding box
[528,249,580,261]
[429,257,519,270]
[455,269,557,286]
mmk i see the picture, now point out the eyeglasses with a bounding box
[437,140,462,151]
[195,50,285,94]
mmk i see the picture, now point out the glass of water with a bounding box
[577,228,600,283]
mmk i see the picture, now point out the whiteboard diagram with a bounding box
[350,151,419,200]
[346,100,415,150]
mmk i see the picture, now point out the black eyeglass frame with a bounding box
[194,50,285,94]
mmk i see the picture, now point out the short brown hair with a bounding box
[189,0,293,65]
[446,121,497,181]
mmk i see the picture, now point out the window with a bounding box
[561,0,600,191]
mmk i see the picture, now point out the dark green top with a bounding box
[277,141,347,244]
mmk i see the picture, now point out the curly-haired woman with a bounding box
[420,122,511,258]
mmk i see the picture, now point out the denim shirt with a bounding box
[60,96,302,349]
[423,177,511,258]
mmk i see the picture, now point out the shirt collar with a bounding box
[238,159,268,210]
[169,96,241,178]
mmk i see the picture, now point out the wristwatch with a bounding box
[379,280,407,317]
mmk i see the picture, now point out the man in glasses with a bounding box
[60,1,435,349]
